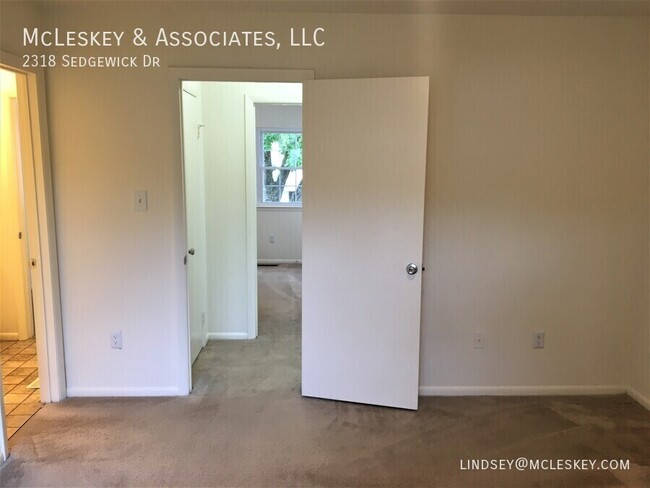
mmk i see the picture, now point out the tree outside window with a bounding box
[259,131,302,205]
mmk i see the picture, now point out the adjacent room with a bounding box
[0,67,42,440]
[181,81,303,393]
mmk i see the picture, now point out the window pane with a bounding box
[263,185,281,203]
[259,131,303,205]
[262,132,302,168]
[263,169,279,186]
[263,150,273,167]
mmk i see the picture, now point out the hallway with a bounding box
[191,264,302,395]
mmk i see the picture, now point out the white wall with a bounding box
[2,2,648,402]
[201,83,302,337]
[420,16,648,396]
[626,19,650,407]
[256,104,302,263]
[256,104,302,129]
[257,208,302,263]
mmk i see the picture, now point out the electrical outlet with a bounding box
[473,332,485,349]
[111,331,123,349]
[533,331,545,349]
[269,234,275,244]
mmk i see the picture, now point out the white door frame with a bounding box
[0,51,66,403]
[0,395,6,463]
[243,94,258,340]
[169,68,313,395]
[0,50,66,458]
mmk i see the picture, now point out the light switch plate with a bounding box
[134,190,148,212]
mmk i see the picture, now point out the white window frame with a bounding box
[257,127,303,208]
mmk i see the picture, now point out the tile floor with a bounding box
[1,339,41,439]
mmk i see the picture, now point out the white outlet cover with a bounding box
[111,331,123,349]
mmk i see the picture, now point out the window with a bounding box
[257,130,302,206]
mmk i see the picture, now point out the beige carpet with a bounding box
[1,264,648,487]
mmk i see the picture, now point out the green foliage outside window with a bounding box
[262,132,302,168]
[261,132,303,204]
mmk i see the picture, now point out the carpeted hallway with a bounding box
[0,264,649,487]
[191,264,302,396]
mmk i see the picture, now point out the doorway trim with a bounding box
[169,68,314,395]
[0,51,66,405]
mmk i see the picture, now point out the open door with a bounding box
[181,85,208,365]
[302,77,429,410]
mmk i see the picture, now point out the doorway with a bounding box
[0,53,66,461]
[0,67,43,440]
[180,81,302,391]
[173,70,429,411]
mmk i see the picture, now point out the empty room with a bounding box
[0,1,649,487]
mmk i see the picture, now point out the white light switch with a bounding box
[134,190,148,212]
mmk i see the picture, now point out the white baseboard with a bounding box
[67,386,182,397]
[65,384,649,407]
[419,385,626,397]
[0,332,19,340]
[626,386,650,411]
[206,332,249,340]
[257,259,302,265]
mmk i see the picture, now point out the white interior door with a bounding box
[181,86,208,365]
[302,77,429,410]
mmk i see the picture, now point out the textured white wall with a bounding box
[255,104,302,263]
[2,2,648,400]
